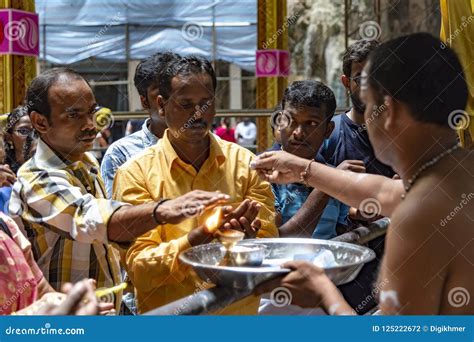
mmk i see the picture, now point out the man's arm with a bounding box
[108,192,227,243]
[10,171,130,244]
[307,164,403,217]
[252,151,404,217]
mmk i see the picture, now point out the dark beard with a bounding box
[350,91,366,114]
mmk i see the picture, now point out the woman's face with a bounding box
[10,116,33,162]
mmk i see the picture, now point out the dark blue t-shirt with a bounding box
[321,112,395,177]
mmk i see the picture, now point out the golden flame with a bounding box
[205,206,222,233]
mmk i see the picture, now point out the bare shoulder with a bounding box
[391,149,473,242]
[384,149,474,313]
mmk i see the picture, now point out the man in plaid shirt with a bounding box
[8,68,229,311]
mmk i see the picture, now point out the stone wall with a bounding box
[287,0,440,105]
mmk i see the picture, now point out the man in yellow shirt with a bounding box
[113,55,278,314]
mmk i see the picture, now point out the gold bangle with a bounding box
[300,160,314,186]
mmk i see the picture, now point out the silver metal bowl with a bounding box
[179,238,375,289]
[221,244,268,267]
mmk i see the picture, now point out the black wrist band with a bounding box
[152,199,170,225]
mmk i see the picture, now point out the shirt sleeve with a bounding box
[113,164,193,292]
[9,170,125,245]
[337,202,350,226]
[100,147,126,199]
[246,167,279,238]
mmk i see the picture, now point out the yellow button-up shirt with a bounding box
[113,131,278,314]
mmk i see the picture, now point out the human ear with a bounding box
[30,111,49,135]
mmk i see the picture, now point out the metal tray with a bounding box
[179,238,375,289]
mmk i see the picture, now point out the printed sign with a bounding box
[256,49,290,77]
[0,9,39,57]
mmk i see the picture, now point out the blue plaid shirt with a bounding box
[271,153,348,240]
[101,119,158,198]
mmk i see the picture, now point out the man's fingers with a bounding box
[201,197,228,209]
[221,205,234,215]
[226,199,250,219]
[76,281,99,316]
[194,191,229,201]
[242,201,259,221]
[249,201,261,217]
[254,276,285,295]
[250,218,261,233]
[238,217,252,233]
[250,153,276,171]
[61,282,74,293]
[256,170,268,180]
[256,151,276,161]
[98,302,115,314]
[229,218,244,232]
[201,194,230,204]
[87,278,97,289]
[57,281,89,315]
[267,170,284,183]
[280,260,313,270]
[348,165,366,173]
[346,160,365,166]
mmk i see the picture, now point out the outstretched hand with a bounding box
[250,151,309,184]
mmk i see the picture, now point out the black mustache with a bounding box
[289,139,310,146]
[78,130,98,139]
[189,119,206,126]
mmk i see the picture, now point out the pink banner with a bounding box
[0,9,39,57]
[256,50,290,77]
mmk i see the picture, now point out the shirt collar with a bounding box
[161,129,226,173]
[34,138,98,172]
[141,118,159,147]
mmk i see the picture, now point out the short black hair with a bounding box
[343,39,380,76]
[158,55,217,100]
[133,51,180,98]
[281,80,337,120]
[367,33,468,126]
[25,67,85,119]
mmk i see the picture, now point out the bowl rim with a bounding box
[179,237,376,273]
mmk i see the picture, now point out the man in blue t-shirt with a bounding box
[271,80,365,239]
[322,39,394,179]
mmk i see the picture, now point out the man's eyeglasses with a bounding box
[14,128,36,137]
[349,75,362,86]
